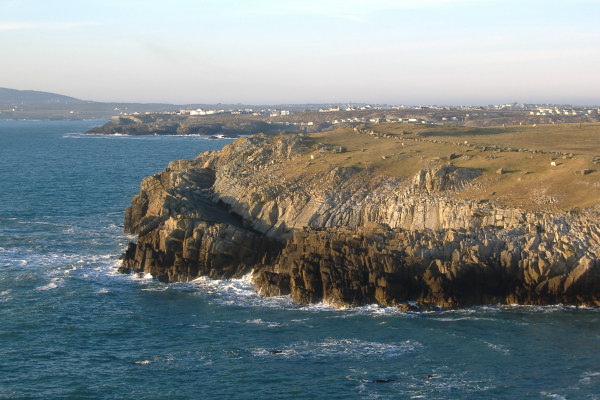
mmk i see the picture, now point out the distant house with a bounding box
[319,107,340,112]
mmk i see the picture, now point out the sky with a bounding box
[1,0,599,105]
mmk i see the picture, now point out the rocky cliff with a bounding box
[86,114,277,136]
[120,132,600,309]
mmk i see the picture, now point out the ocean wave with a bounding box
[190,274,296,309]
[428,304,600,316]
[579,370,600,385]
[15,220,55,225]
[131,353,213,369]
[35,277,63,291]
[0,289,11,302]
[0,248,72,270]
[348,366,498,398]
[540,392,568,400]
[63,132,238,140]
[134,273,600,316]
[141,285,168,292]
[244,318,282,328]
[482,341,510,355]
[406,372,496,395]
[0,243,127,297]
[498,304,600,313]
[252,338,421,360]
[428,316,497,322]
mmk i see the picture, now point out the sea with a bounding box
[0,120,599,400]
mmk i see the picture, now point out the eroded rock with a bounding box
[121,134,600,308]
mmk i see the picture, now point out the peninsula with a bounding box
[120,122,600,309]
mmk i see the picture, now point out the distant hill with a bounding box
[0,87,307,120]
[0,87,185,120]
[0,87,84,105]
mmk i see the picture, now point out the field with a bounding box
[285,123,600,211]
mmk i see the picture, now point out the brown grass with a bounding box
[281,123,600,211]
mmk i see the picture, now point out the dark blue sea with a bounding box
[1,120,599,399]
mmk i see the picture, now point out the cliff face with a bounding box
[85,114,277,136]
[121,133,600,309]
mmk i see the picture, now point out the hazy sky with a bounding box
[1,0,599,105]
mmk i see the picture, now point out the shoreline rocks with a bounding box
[120,134,600,309]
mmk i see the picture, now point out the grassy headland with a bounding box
[282,123,600,211]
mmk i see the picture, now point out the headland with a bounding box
[120,122,600,309]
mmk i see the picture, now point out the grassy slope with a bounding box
[281,123,600,211]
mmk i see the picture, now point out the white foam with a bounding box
[497,304,598,313]
[35,281,58,291]
[0,290,12,302]
[16,220,54,225]
[407,370,496,394]
[299,302,338,312]
[483,341,510,355]
[579,371,600,385]
[63,132,238,140]
[299,302,425,318]
[253,338,421,360]
[431,316,496,322]
[123,271,158,283]
[190,274,296,309]
[244,318,282,327]
[141,286,168,292]
[540,393,568,400]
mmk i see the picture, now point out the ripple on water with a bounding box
[252,338,422,360]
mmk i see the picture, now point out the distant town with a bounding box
[135,103,600,129]
[1,88,598,128]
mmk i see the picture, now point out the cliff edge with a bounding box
[120,125,600,309]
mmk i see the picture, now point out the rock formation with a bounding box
[86,114,275,136]
[120,133,600,309]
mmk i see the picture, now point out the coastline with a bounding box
[120,127,600,309]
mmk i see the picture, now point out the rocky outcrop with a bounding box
[254,225,600,308]
[86,114,275,136]
[121,133,600,309]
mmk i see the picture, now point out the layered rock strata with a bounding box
[120,134,600,308]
